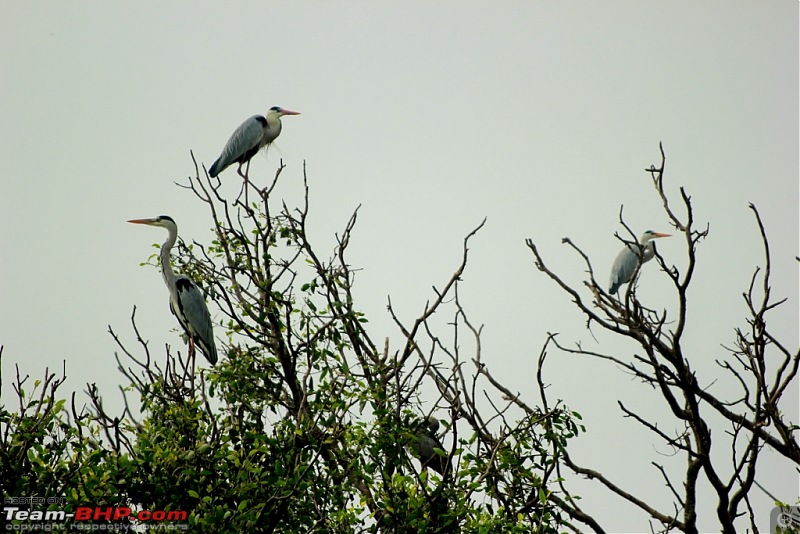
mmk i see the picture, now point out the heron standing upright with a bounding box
[128,216,218,365]
[208,106,300,179]
[608,230,671,294]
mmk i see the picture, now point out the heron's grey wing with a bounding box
[169,297,191,342]
[411,422,449,476]
[418,434,449,475]
[609,245,639,294]
[175,277,218,365]
[208,115,265,177]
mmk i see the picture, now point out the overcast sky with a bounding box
[1,2,797,532]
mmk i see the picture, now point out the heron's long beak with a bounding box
[127,218,157,225]
[653,232,671,238]
[279,109,300,116]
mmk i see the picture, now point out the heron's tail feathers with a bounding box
[208,157,225,178]
[197,336,218,365]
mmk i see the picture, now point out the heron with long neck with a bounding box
[208,106,300,179]
[609,230,671,295]
[128,216,218,365]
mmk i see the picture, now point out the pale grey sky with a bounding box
[1,2,797,532]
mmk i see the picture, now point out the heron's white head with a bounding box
[267,106,301,120]
[127,215,177,231]
[641,230,671,243]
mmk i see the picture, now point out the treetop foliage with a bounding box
[2,146,797,533]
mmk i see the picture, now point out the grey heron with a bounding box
[608,230,671,294]
[410,417,450,476]
[128,216,218,365]
[208,106,300,179]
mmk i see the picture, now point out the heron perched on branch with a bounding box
[208,106,300,179]
[128,216,218,365]
[410,417,450,476]
[608,230,671,294]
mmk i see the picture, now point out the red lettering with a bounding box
[74,507,92,521]
[166,510,188,521]
[94,507,113,521]
[138,510,151,521]
[151,510,165,521]
[113,507,131,520]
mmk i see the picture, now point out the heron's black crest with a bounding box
[269,106,281,111]
[159,215,176,223]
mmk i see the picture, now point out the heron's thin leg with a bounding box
[242,160,252,205]
[235,163,248,205]
[191,349,196,393]
[188,337,196,392]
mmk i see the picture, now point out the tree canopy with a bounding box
[2,147,797,533]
